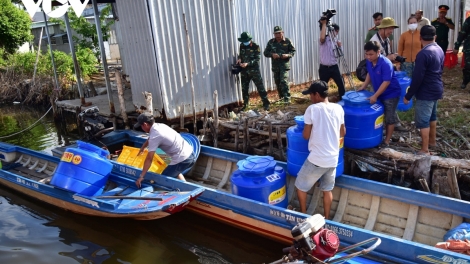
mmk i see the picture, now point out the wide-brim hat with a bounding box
[377,17,399,29]
[238,31,252,42]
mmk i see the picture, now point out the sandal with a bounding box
[414,151,431,156]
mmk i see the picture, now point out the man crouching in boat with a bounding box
[134,112,196,187]
[295,81,345,219]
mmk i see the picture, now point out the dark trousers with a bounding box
[463,52,470,85]
[319,64,345,97]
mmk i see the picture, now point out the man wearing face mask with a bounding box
[237,32,270,111]
[370,17,399,63]
[264,26,296,104]
[319,21,345,100]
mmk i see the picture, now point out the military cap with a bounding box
[238,32,252,42]
[438,5,449,12]
[273,26,283,33]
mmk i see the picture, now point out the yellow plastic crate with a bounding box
[116,146,168,174]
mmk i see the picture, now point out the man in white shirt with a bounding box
[295,81,345,219]
[134,113,195,187]
[415,9,431,31]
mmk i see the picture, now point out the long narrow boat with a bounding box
[52,130,470,263]
[0,141,204,220]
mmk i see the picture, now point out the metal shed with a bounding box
[114,0,461,122]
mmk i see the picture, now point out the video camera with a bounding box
[319,9,336,25]
[395,56,407,63]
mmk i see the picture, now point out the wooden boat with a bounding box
[0,141,204,220]
[52,130,470,263]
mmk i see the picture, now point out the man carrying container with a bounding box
[295,81,345,219]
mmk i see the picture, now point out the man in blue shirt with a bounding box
[404,25,444,155]
[358,41,401,147]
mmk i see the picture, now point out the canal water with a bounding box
[0,105,285,263]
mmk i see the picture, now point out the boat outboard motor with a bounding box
[284,214,339,263]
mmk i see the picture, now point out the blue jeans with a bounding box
[162,152,196,177]
[414,100,438,129]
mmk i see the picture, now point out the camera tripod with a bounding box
[325,25,355,92]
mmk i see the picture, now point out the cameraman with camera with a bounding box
[319,14,345,99]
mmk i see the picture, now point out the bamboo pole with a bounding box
[93,0,116,130]
[65,12,88,106]
[115,70,129,129]
[183,13,197,135]
[32,27,43,85]
[213,91,218,148]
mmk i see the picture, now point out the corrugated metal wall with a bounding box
[146,0,238,119]
[116,0,164,116]
[115,0,461,121]
[234,0,459,94]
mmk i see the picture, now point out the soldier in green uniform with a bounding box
[237,32,270,111]
[453,16,470,89]
[263,26,296,103]
[431,5,455,52]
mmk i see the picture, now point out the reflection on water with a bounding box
[0,105,285,263]
[0,187,284,263]
[0,105,78,153]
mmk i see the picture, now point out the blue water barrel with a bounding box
[286,116,344,177]
[339,91,384,149]
[397,76,413,112]
[51,141,113,196]
[286,116,308,177]
[394,71,406,79]
[231,156,288,208]
[336,138,344,176]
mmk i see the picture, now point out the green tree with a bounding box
[54,4,114,63]
[0,0,33,54]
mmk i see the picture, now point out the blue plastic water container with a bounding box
[51,141,113,196]
[286,116,344,177]
[397,76,413,112]
[286,116,308,177]
[394,71,406,79]
[339,91,384,149]
[231,156,288,208]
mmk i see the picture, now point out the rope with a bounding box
[0,106,53,139]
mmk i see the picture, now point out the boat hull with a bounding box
[52,130,470,263]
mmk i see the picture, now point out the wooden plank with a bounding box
[451,215,463,229]
[376,213,408,229]
[286,176,297,205]
[402,204,419,241]
[373,222,404,238]
[364,196,381,231]
[306,186,321,215]
[342,214,368,227]
[332,188,349,222]
[202,157,213,180]
[216,161,232,189]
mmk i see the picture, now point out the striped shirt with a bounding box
[319,35,341,66]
